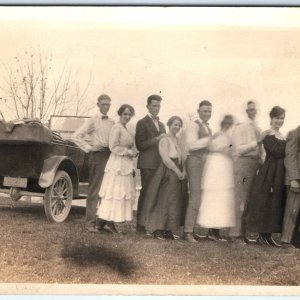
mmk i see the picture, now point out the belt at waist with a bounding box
[92,147,110,153]
[188,149,208,155]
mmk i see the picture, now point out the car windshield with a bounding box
[49,115,90,140]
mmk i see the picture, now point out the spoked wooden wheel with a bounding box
[44,170,73,223]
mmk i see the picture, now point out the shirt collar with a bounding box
[197,116,209,126]
[148,113,159,120]
[100,112,109,119]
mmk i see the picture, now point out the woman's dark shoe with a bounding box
[104,222,119,234]
[153,230,166,240]
[255,234,268,245]
[207,229,226,242]
[265,235,282,247]
[162,230,173,240]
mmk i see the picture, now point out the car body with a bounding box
[0,115,90,222]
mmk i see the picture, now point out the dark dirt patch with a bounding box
[61,244,135,276]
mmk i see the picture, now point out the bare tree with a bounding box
[0,49,92,123]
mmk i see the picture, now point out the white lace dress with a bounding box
[197,131,236,228]
[96,123,136,222]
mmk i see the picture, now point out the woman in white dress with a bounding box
[197,115,236,241]
[97,104,138,232]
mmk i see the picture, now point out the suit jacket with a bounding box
[285,125,300,183]
[136,115,166,169]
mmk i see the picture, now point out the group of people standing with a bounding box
[72,93,300,250]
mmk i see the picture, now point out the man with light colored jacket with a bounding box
[231,101,262,241]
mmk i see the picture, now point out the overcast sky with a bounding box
[1,7,300,134]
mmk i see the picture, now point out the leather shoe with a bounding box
[207,233,219,241]
[193,233,207,241]
[163,230,176,240]
[104,222,119,234]
[172,234,180,240]
[244,236,257,244]
[184,233,198,243]
[217,237,228,242]
[145,230,152,237]
[85,226,100,233]
[136,224,146,234]
[281,243,299,250]
[96,219,106,231]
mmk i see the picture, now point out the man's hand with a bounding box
[291,180,300,193]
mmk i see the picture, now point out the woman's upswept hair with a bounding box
[269,106,285,119]
[167,115,183,127]
[220,114,234,129]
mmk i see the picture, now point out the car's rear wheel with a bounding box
[44,170,73,223]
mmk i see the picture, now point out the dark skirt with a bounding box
[244,157,286,233]
[144,159,188,233]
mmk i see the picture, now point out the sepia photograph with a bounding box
[0,5,300,295]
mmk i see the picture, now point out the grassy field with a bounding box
[0,197,300,286]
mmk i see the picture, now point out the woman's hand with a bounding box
[175,170,185,180]
[127,149,138,157]
[291,180,300,193]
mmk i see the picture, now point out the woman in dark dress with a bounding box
[144,116,188,240]
[244,106,286,247]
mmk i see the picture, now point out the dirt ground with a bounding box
[0,196,300,286]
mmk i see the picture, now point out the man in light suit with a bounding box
[135,94,166,234]
[281,126,300,249]
[230,101,262,242]
[184,100,212,243]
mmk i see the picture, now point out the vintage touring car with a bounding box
[0,115,90,223]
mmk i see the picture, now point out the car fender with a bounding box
[38,156,79,190]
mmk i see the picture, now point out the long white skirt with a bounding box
[97,171,136,222]
[197,152,236,228]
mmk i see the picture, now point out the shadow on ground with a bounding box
[61,244,136,276]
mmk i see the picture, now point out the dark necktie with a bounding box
[102,115,108,120]
[151,115,159,121]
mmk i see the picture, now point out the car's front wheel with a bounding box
[44,170,73,223]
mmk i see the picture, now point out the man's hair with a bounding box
[97,94,111,102]
[199,100,212,108]
[147,94,162,105]
[247,100,255,106]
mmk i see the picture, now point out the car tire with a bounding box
[44,170,73,223]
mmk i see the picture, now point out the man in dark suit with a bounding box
[184,100,213,243]
[135,94,166,234]
[281,126,300,249]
